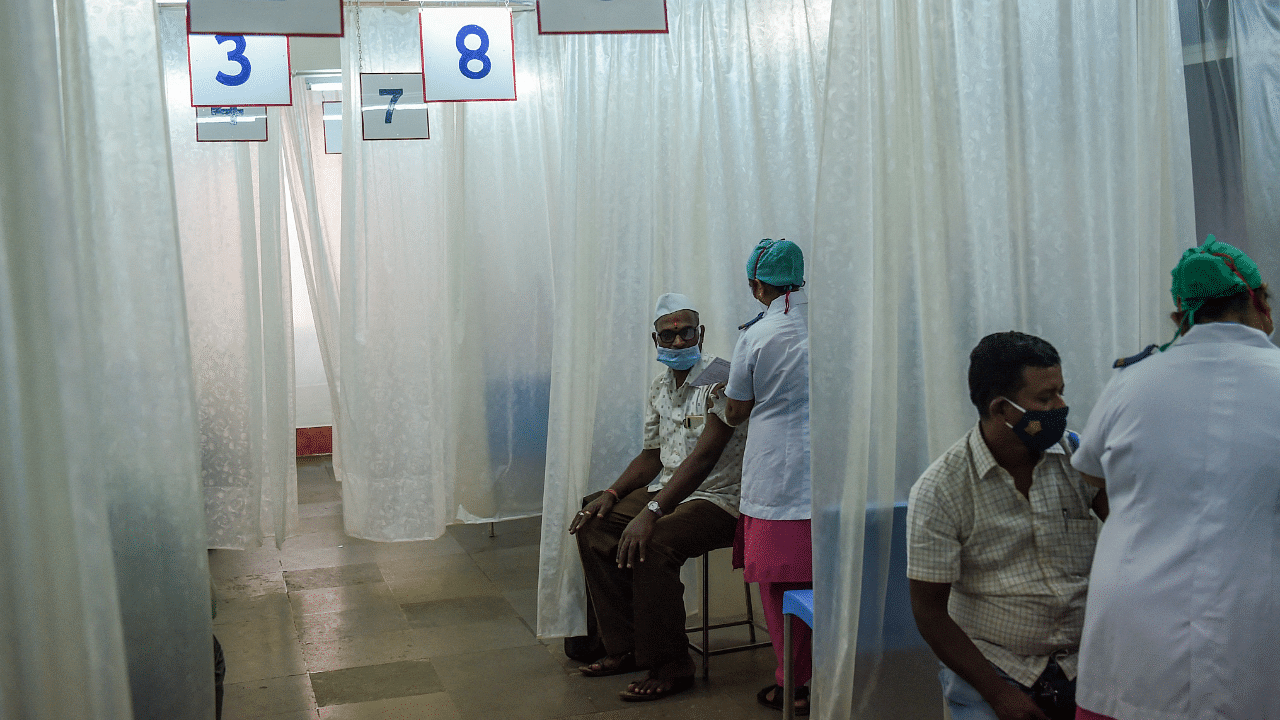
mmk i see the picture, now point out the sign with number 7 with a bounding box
[360,74,430,141]
[419,8,517,102]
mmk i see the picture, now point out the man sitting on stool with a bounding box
[569,293,747,703]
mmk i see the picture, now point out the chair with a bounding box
[685,550,773,679]
[782,588,814,720]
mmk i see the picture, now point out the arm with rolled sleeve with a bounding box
[1072,375,1125,489]
[724,332,756,425]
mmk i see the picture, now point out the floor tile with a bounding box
[284,562,384,592]
[217,616,308,684]
[503,587,538,626]
[317,692,460,720]
[471,544,540,591]
[300,500,343,519]
[300,629,428,674]
[447,517,541,553]
[215,591,294,626]
[221,673,317,720]
[385,566,502,604]
[290,582,397,617]
[310,659,444,707]
[433,644,598,720]
[216,571,288,600]
[401,595,517,629]
[294,604,410,644]
[409,615,539,658]
[376,552,482,583]
[279,545,383,572]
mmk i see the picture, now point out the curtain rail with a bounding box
[157,1,535,9]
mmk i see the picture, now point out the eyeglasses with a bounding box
[656,326,699,344]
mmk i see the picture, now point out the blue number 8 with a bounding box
[215,35,252,87]
[455,25,491,80]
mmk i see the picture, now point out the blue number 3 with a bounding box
[215,35,252,87]
[456,25,491,80]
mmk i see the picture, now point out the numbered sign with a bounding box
[188,0,343,37]
[195,106,268,142]
[419,8,516,102]
[189,33,291,107]
[360,74,430,141]
[322,101,342,154]
[537,0,669,34]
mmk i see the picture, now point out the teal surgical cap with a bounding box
[746,239,805,289]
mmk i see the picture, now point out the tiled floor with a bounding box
[210,457,790,720]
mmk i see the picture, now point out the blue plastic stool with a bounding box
[782,589,814,720]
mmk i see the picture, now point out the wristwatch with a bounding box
[646,500,665,519]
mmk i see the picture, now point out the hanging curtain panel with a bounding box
[281,76,344,437]
[160,7,299,550]
[1230,2,1280,287]
[811,1,1191,718]
[2,0,215,717]
[334,6,555,540]
[536,0,832,640]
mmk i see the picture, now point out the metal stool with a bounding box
[782,588,815,720]
[685,551,772,679]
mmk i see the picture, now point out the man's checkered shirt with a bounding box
[906,423,1100,687]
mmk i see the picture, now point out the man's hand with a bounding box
[988,684,1050,720]
[616,511,657,568]
[568,492,617,534]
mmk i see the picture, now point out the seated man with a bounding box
[569,293,747,703]
[906,331,1108,720]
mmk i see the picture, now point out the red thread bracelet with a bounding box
[604,488,620,500]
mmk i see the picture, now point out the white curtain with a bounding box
[1,0,214,718]
[158,8,299,550]
[282,75,343,433]
[1230,3,1280,282]
[810,2,1192,718]
[327,6,560,540]
[534,0,832,638]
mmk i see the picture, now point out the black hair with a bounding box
[752,279,804,293]
[1176,285,1270,327]
[968,331,1061,418]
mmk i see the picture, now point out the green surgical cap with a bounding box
[1171,235,1261,312]
[1161,235,1263,350]
[746,239,805,289]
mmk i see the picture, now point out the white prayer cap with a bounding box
[653,293,698,323]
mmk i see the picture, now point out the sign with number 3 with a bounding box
[419,8,516,102]
[189,33,291,107]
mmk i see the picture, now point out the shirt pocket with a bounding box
[1051,517,1099,577]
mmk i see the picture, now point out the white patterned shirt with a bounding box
[643,354,747,517]
[906,423,1100,687]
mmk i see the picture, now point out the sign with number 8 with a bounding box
[419,8,516,102]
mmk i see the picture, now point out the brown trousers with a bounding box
[575,487,738,669]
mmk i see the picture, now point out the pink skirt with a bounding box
[733,514,812,584]
[1075,710,1117,720]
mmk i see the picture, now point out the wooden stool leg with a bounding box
[743,581,758,643]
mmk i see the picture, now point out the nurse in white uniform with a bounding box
[1071,237,1280,720]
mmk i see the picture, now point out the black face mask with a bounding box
[1001,398,1069,452]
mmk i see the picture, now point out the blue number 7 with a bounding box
[379,88,403,124]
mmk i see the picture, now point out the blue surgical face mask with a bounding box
[1001,397,1069,452]
[657,344,700,371]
